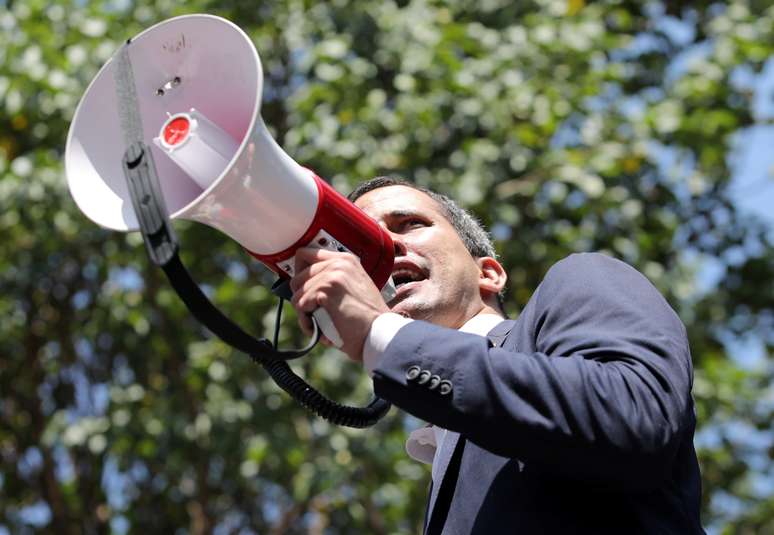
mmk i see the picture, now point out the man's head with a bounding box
[350,177,507,328]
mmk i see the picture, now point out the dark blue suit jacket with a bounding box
[372,253,705,534]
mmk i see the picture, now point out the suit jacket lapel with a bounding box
[423,319,516,534]
[486,319,516,349]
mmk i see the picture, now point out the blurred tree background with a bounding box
[1,0,773,533]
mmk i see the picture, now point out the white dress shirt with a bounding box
[362,312,505,486]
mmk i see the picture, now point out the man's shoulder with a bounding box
[545,251,638,279]
[539,252,654,294]
[523,252,667,313]
[530,252,684,333]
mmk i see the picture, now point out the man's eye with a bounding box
[402,218,426,230]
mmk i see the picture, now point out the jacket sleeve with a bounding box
[371,253,695,490]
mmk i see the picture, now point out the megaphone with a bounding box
[64,14,396,347]
[64,14,395,427]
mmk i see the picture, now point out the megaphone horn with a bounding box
[64,14,396,427]
[65,14,397,347]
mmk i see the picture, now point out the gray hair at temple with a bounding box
[348,176,498,262]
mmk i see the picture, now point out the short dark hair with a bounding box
[348,176,497,260]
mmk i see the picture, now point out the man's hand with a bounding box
[289,247,390,361]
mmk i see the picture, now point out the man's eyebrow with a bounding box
[384,209,423,219]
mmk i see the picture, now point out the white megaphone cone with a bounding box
[65,14,396,347]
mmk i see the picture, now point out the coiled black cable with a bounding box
[256,298,391,428]
[162,255,392,428]
[256,356,391,428]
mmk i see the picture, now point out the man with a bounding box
[289,176,705,534]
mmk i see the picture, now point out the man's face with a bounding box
[354,185,486,328]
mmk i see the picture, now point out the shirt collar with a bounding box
[459,313,505,336]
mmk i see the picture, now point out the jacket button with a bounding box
[428,375,441,390]
[406,365,421,381]
[417,370,432,385]
[438,380,453,396]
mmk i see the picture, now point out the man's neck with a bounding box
[459,309,505,335]
[453,303,504,329]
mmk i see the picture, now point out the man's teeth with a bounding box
[392,269,424,288]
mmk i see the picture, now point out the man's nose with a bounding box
[388,231,408,257]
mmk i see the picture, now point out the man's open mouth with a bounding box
[391,265,428,290]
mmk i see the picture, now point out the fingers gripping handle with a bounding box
[312,308,343,348]
[305,276,395,350]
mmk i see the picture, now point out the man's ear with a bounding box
[476,257,507,299]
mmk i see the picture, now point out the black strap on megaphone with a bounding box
[113,42,390,428]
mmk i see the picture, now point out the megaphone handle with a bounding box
[312,308,343,348]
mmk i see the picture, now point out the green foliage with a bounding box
[1,0,773,533]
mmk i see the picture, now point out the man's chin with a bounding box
[387,299,413,318]
[388,297,434,322]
